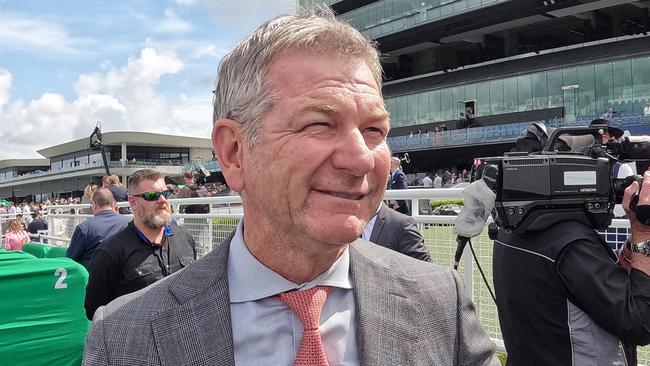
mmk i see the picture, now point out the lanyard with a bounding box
[131,224,174,276]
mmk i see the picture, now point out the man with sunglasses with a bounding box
[84,169,197,320]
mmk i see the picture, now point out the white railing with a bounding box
[7,189,648,363]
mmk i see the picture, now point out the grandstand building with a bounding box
[0,132,214,202]
[305,0,650,173]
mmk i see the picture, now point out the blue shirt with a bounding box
[66,210,131,270]
[228,221,360,366]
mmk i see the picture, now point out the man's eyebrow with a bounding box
[368,109,390,122]
[301,104,339,114]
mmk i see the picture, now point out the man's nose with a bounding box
[331,128,374,176]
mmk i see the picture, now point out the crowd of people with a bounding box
[412,168,471,188]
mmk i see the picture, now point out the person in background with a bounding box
[84,169,196,320]
[27,210,48,235]
[363,202,431,261]
[66,188,130,271]
[421,173,433,187]
[591,118,633,217]
[80,183,98,215]
[388,156,410,215]
[3,218,30,251]
[108,175,130,214]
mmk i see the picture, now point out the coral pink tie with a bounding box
[277,286,332,366]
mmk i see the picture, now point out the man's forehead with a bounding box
[266,52,380,93]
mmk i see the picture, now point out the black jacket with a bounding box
[84,221,197,320]
[494,221,650,366]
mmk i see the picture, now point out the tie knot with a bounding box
[277,286,332,330]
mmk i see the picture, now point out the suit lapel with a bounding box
[350,240,422,366]
[151,234,236,366]
[369,205,388,243]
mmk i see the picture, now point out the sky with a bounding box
[0,0,296,160]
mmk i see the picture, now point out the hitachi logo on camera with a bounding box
[580,188,597,193]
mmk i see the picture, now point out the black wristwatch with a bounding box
[627,238,650,256]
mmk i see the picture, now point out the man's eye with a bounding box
[303,123,331,131]
[364,127,386,136]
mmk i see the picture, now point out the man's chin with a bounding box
[317,216,366,244]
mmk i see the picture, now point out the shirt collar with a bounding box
[228,220,352,303]
[130,221,174,246]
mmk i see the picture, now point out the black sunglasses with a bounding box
[132,190,173,201]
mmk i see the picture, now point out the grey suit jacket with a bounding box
[83,236,499,366]
[369,204,431,262]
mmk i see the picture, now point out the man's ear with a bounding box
[212,119,245,192]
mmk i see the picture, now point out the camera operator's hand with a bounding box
[622,171,650,273]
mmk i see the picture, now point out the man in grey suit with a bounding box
[364,203,431,261]
[83,6,499,366]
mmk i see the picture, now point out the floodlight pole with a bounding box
[88,122,111,176]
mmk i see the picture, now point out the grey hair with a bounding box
[212,5,382,146]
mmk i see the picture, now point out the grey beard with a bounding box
[139,208,172,229]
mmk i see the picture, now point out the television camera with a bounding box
[472,125,650,235]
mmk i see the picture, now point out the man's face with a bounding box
[102,178,110,188]
[129,178,172,229]
[183,176,194,186]
[221,52,391,245]
[391,160,399,172]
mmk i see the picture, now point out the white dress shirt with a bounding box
[228,221,360,366]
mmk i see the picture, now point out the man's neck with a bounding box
[133,219,165,244]
[242,220,347,284]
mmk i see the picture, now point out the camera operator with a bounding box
[493,172,650,365]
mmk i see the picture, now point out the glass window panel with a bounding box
[417,92,430,124]
[562,67,577,87]
[386,98,396,127]
[532,72,548,110]
[397,96,408,127]
[594,63,613,118]
[577,65,595,117]
[452,86,465,119]
[476,82,490,116]
[503,77,518,113]
[632,57,650,103]
[517,75,533,112]
[465,84,477,102]
[407,94,418,126]
[613,60,633,113]
[430,90,441,122]
[547,70,563,108]
[490,79,504,115]
[440,88,453,121]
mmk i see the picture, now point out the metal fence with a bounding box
[7,189,648,364]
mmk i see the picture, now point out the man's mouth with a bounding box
[317,190,364,200]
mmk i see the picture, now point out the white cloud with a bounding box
[190,44,227,59]
[153,8,193,34]
[0,12,89,55]
[0,46,213,160]
[0,68,11,108]
[0,92,80,158]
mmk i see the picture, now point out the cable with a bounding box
[467,238,497,304]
